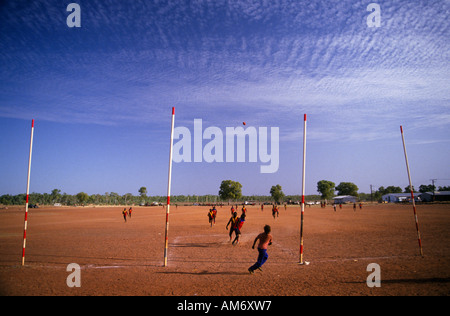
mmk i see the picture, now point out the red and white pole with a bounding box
[22,119,34,266]
[299,114,307,264]
[164,107,175,267]
[400,126,424,257]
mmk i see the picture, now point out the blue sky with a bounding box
[1,0,449,196]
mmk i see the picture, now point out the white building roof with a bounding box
[382,193,411,197]
[334,195,357,199]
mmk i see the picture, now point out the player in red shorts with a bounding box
[272,204,279,219]
[226,212,239,242]
[207,206,217,227]
[232,213,246,245]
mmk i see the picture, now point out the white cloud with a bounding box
[0,0,448,137]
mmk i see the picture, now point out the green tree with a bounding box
[270,184,285,204]
[123,193,133,205]
[336,182,359,196]
[76,192,89,205]
[219,180,242,201]
[90,193,102,205]
[29,192,41,205]
[317,180,336,200]
[51,189,61,204]
[404,185,416,193]
[419,184,436,193]
[0,194,13,205]
[139,187,148,197]
[138,187,148,205]
[110,192,119,205]
[378,186,402,195]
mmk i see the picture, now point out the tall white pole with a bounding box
[299,114,307,264]
[164,107,175,267]
[400,126,423,257]
[22,119,34,266]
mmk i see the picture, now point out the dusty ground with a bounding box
[0,203,449,296]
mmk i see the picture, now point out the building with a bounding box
[382,193,410,203]
[382,193,422,203]
[419,191,450,202]
[333,195,357,204]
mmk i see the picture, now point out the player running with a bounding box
[226,212,239,242]
[207,207,217,227]
[122,208,127,222]
[232,213,246,245]
[272,204,279,219]
[241,205,247,216]
[248,225,273,274]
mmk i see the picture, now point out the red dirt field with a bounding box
[0,203,449,296]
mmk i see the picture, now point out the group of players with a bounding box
[122,207,133,222]
[207,204,274,274]
[207,204,280,244]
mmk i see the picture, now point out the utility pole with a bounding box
[431,179,437,202]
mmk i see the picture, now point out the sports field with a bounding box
[0,203,449,296]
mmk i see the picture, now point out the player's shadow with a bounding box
[0,252,162,268]
[171,242,222,248]
[158,270,249,276]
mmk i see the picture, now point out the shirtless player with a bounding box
[248,225,273,274]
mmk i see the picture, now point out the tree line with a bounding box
[316,180,449,201]
[2,182,447,206]
[0,191,318,206]
[0,185,316,206]
[0,188,229,206]
[219,180,450,205]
